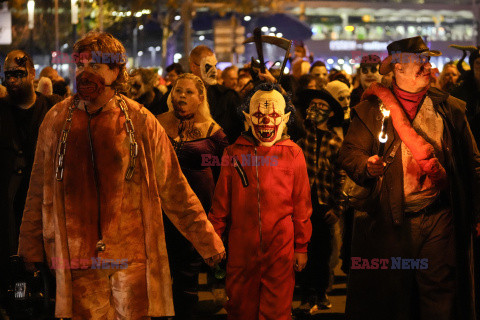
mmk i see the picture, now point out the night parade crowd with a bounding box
[0,30,480,320]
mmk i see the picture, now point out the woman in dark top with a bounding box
[156,73,228,320]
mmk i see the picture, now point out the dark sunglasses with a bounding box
[4,70,28,80]
[361,66,378,74]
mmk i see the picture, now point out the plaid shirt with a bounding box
[299,125,346,216]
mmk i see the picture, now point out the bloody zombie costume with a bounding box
[209,83,312,320]
[339,37,480,320]
[17,32,224,319]
[296,89,346,312]
[156,73,229,319]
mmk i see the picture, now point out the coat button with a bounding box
[394,219,400,224]
[17,169,23,174]
[18,150,24,155]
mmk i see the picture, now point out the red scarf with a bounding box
[392,81,429,121]
[363,83,447,188]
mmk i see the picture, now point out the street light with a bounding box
[27,0,34,54]
[27,0,35,29]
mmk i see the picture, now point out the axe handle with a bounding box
[277,40,292,84]
[253,28,266,73]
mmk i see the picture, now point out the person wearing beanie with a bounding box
[325,80,352,124]
[451,47,480,143]
[350,55,382,108]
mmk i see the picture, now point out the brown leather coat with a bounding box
[17,95,225,318]
[339,87,480,320]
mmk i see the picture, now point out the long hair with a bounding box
[167,73,214,122]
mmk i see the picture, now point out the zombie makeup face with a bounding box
[335,90,350,108]
[4,54,35,102]
[306,98,333,124]
[359,64,382,89]
[75,53,119,102]
[200,54,218,86]
[243,89,290,147]
[129,74,146,100]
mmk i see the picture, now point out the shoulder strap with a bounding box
[384,137,402,171]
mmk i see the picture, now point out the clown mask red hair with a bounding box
[243,89,291,147]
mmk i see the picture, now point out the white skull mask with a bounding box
[200,55,218,86]
[243,89,291,147]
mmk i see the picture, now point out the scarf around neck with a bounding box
[392,80,429,121]
[362,83,447,188]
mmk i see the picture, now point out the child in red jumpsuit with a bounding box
[209,83,312,320]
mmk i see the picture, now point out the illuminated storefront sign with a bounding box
[329,40,389,51]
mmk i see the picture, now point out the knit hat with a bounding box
[360,54,381,66]
[325,80,351,103]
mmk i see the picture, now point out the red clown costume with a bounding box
[209,83,312,320]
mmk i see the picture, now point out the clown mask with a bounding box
[200,55,218,86]
[243,89,291,147]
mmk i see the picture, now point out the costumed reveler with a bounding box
[208,83,312,320]
[451,47,480,144]
[0,50,60,316]
[17,31,225,320]
[296,89,346,314]
[156,73,228,320]
[339,36,480,320]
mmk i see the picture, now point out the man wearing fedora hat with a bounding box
[339,36,480,320]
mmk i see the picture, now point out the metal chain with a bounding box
[55,98,79,181]
[55,95,138,181]
[117,96,138,180]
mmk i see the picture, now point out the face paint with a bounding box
[343,106,351,120]
[336,91,351,109]
[359,64,382,89]
[200,55,218,86]
[76,70,108,101]
[306,99,331,124]
[243,89,290,147]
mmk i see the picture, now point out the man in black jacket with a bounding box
[339,37,480,320]
[0,50,60,310]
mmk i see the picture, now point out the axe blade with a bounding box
[449,44,479,52]
[243,35,292,51]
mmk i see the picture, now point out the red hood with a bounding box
[234,133,294,147]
